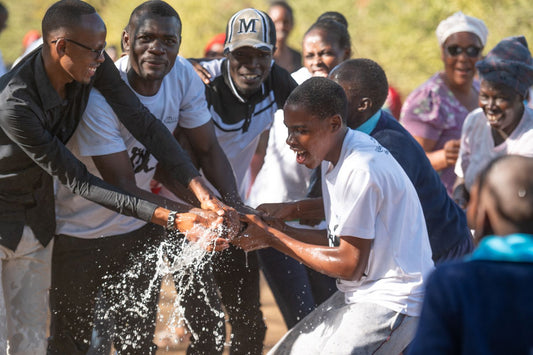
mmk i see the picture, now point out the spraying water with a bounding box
[95,223,231,352]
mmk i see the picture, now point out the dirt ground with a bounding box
[154,272,287,355]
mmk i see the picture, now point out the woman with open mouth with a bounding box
[454,35,533,209]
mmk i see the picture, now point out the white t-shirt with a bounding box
[247,67,313,207]
[322,129,434,316]
[455,107,533,191]
[54,55,211,238]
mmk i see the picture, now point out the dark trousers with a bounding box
[47,223,164,355]
[215,246,266,355]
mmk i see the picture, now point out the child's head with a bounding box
[469,155,533,240]
[283,77,347,169]
[329,58,389,128]
[302,19,351,77]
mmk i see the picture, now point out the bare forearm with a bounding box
[153,164,200,206]
[263,226,354,279]
[126,184,194,213]
[292,198,325,220]
[280,224,328,245]
[198,149,242,207]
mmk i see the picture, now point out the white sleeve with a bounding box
[332,167,382,240]
[176,57,212,129]
[75,89,127,157]
[454,111,476,179]
[199,57,224,78]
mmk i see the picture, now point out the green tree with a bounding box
[1,0,532,97]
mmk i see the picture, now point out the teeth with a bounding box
[486,114,498,123]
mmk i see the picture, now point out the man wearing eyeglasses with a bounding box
[0,1,237,354]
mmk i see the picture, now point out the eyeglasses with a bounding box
[446,45,482,58]
[51,38,106,59]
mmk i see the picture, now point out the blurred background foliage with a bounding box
[1,0,532,97]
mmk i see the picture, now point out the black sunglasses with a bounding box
[51,38,106,59]
[446,45,482,58]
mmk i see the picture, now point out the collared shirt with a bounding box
[356,110,381,135]
[469,234,533,263]
[0,47,199,251]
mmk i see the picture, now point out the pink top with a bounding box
[400,73,479,195]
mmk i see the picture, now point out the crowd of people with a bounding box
[0,0,532,354]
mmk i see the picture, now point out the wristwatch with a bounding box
[166,211,178,231]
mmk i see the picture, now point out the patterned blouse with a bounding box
[400,73,479,195]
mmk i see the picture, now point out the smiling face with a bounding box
[124,14,181,95]
[284,103,340,169]
[227,46,272,98]
[479,80,524,136]
[59,13,106,85]
[441,32,483,88]
[303,28,350,78]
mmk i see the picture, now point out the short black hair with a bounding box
[127,0,181,35]
[269,1,294,22]
[0,3,7,15]
[285,77,347,123]
[480,154,533,234]
[42,0,95,40]
[317,11,348,28]
[330,58,389,116]
[305,19,351,56]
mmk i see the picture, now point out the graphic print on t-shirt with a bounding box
[327,224,340,247]
[130,146,154,174]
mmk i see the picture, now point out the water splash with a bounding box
[96,223,230,352]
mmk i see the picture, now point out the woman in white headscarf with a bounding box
[400,12,488,196]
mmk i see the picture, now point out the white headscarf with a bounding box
[435,11,488,47]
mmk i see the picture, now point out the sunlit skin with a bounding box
[284,103,346,169]
[234,103,370,281]
[55,13,106,86]
[412,31,482,171]
[123,14,181,96]
[303,28,350,78]
[227,46,272,98]
[441,32,483,90]
[479,80,524,142]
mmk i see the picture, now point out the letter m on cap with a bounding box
[238,18,259,33]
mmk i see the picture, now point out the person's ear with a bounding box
[122,30,130,53]
[329,113,343,133]
[343,47,351,61]
[53,38,67,58]
[358,98,372,113]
